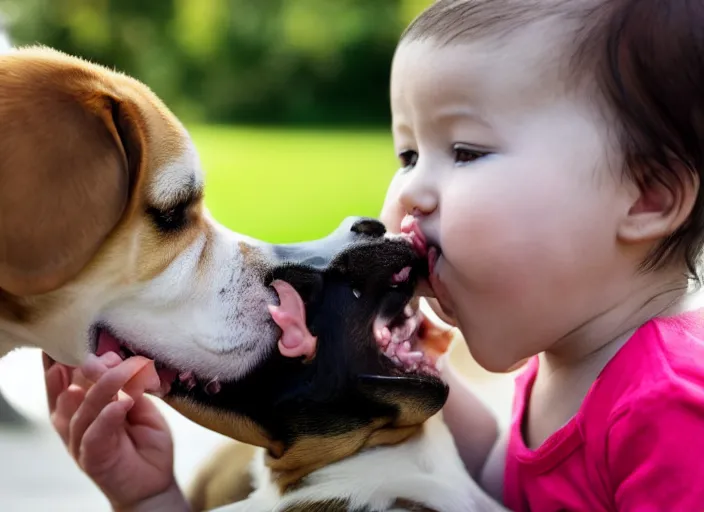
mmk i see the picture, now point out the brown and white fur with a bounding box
[192,413,506,512]
[0,46,286,384]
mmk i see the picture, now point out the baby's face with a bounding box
[384,33,641,371]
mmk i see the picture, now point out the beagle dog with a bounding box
[0,45,330,396]
[166,222,507,512]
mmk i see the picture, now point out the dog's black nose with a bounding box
[350,218,386,238]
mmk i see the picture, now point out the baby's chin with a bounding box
[507,358,532,372]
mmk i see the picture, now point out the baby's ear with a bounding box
[618,163,699,245]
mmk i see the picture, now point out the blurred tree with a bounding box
[0,0,432,125]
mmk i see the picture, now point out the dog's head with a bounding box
[166,217,451,488]
[0,46,303,382]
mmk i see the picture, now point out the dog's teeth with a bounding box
[404,305,414,318]
[381,327,392,342]
[391,266,411,284]
[391,326,408,344]
[396,341,410,358]
[205,379,221,395]
[404,363,419,373]
[182,374,197,391]
[391,327,408,344]
[376,329,390,348]
[179,371,198,390]
[385,343,397,357]
[405,352,424,363]
[352,289,361,299]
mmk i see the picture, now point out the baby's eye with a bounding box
[398,149,418,170]
[453,144,488,165]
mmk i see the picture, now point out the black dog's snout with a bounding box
[269,216,383,272]
[265,215,417,307]
[265,216,382,302]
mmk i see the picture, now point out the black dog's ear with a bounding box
[356,374,449,427]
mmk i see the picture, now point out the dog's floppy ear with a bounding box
[0,60,144,296]
[356,374,449,427]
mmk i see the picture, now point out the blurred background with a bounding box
[0,2,514,510]
[0,0,436,243]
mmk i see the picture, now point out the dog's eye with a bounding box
[147,201,190,233]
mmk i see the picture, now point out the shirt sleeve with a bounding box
[607,383,704,511]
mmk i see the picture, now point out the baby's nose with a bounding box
[399,177,438,217]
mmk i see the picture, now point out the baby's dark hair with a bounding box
[401,0,704,277]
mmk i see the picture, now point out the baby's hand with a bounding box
[43,352,187,511]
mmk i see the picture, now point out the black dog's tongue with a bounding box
[268,280,317,361]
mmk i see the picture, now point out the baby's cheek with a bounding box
[442,205,513,269]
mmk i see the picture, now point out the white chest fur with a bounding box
[213,414,506,512]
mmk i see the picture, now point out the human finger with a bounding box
[68,357,155,459]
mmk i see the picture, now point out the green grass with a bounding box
[187,124,398,244]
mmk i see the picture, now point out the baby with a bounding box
[45,0,704,510]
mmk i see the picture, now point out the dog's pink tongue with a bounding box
[95,330,121,357]
[268,280,317,361]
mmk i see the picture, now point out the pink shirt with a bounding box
[504,309,704,511]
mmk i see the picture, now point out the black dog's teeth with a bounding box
[176,371,198,391]
[391,266,412,284]
[173,371,222,395]
[112,343,225,395]
[205,379,222,395]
